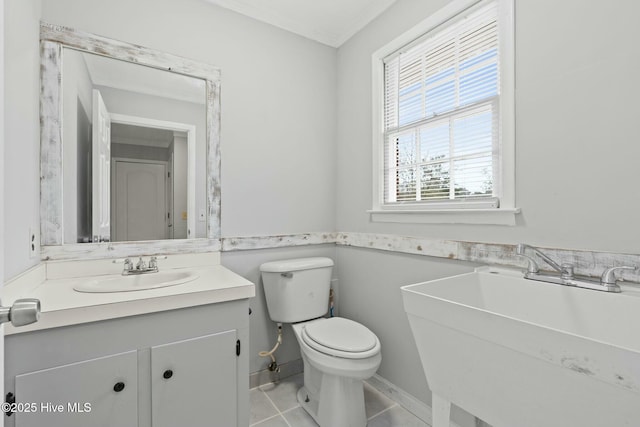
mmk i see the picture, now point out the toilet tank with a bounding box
[260,257,334,323]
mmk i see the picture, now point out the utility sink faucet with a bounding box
[516,243,574,279]
[515,243,636,293]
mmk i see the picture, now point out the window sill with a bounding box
[368,207,521,226]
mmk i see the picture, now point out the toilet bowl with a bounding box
[259,257,382,427]
[292,317,381,427]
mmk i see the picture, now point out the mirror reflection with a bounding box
[62,49,207,243]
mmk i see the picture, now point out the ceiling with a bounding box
[111,123,177,148]
[203,0,397,47]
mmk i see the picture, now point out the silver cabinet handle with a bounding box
[0,298,41,327]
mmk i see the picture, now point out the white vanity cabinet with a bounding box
[15,351,138,427]
[150,331,238,427]
[4,299,250,427]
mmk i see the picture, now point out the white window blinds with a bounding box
[382,2,501,208]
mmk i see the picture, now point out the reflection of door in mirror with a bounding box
[113,160,166,241]
[92,89,111,243]
[110,123,189,242]
[62,48,205,243]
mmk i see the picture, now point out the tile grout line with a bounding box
[254,378,419,427]
[250,411,283,427]
[280,406,302,415]
[260,387,294,427]
[249,387,283,427]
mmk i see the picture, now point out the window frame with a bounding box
[370,0,517,225]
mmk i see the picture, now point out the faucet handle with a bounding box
[560,263,574,279]
[149,256,158,269]
[601,266,637,285]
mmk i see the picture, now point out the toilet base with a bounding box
[296,375,367,427]
[297,387,319,424]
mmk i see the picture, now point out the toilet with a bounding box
[260,257,382,427]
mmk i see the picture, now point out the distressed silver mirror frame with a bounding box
[39,22,221,260]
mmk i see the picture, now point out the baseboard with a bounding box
[249,358,303,389]
[366,374,464,427]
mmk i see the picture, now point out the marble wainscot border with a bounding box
[39,232,640,283]
[335,233,640,282]
[41,239,222,261]
[220,231,640,282]
[221,232,337,251]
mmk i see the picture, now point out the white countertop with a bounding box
[2,253,255,335]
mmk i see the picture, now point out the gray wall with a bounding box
[336,0,640,251]
[5,0,337,279]
[76,100,92,243]
[335,0,640,424]
[172,135,188,239]
[7,0,639,422]
[62,48,94,244]
[4,0,41,279]
[6,0,337,372]
[40,0,338,239]
[111,144,170,163]
[337,246,478,425]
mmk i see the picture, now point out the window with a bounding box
[371,0,516,223]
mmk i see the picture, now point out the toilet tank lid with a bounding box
[260,257,334,273]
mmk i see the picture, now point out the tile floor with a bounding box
[250,373,429,427]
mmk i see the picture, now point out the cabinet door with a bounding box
[151,330,236,427]
[14,351,137,427]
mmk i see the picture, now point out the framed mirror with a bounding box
[40,22,221,260]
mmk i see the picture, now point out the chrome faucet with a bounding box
[515,243,636,293]
[148,256,159,270]
[600,266,637,292]
[123,258,134,273]
[121,257,159,275]
[516,243,574,279]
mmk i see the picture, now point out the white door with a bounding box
[113,161,167,242]
[91,89,111,243]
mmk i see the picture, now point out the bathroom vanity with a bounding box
[2,253,254,427]
[12,20,254,426]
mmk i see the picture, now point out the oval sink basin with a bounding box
[74,271,199,293]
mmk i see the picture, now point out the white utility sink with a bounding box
[74,271,199,293]
[401,266,640,427]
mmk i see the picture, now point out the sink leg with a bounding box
[432,393,451,427]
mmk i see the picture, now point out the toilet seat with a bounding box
[301,317,380,359]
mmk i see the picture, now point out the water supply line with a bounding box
[259,323,283,372]
[329,288,335,317]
